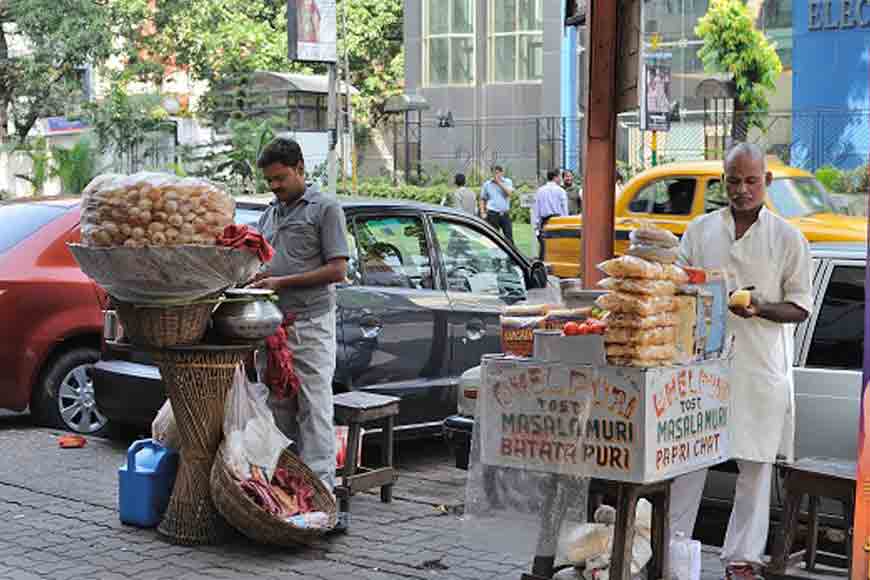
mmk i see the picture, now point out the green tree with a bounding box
[695,0,782,140]
[0,0,149,142]
[51,136,99,194]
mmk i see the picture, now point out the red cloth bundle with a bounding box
[273,468,315,514]
[217,224,275,263]
[265,313,301,400]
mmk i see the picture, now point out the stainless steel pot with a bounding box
[212,288,284,342]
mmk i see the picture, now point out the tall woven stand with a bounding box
[155,345,252,545]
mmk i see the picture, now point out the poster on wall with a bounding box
[640,51,672,132]
[287,0,337,63]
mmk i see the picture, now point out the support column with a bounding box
[582,0,618,288]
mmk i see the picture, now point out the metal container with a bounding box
[211,288,284,342]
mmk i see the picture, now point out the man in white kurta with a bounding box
[669,143,813,578]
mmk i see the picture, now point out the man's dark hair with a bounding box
[547,169,559,181]
[493,165,504,173]
[257,137,304,169]
[455,173,466,187]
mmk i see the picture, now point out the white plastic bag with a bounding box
[151,399,179,451]
[222,364,291,481]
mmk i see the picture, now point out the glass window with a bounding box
[433,219,526,301]
[344,222,363,286]
[806,266,864,370]
[768,178,837,219]
[628,177,696,215]
[489,0,543,83]
[0,203,69,254]
[355,216,434,290]
[424,0,475,86]
[704,179,727,213]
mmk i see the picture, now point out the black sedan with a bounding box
[94,198,547,434]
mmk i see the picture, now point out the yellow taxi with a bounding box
[542,159,866,278]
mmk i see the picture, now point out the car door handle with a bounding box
[360,315,383,339]
[464,319,486,342]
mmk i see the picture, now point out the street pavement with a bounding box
[0,411,727,580]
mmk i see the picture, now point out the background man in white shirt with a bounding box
[532,169,568,260]
[669,143,812,580]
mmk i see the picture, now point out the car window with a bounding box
[432,218,526,301]
[354,215,433,290]
[806,265,864,370]
[235,208,263,226]
[0,203,69,254]
[344,221,363,285]
[628,178,696,215]
[768,177,837,219]
[705,179,728,213]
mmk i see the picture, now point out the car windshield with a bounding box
[0,203,69,254]
[767,177,837,219]
[235,207,263,226]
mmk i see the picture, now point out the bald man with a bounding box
[669,143,812,579]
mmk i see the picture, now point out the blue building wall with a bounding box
[792,0,870,169]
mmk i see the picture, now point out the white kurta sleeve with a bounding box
[677,220,698,268]
[780,227,813,315]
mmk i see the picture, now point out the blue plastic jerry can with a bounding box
[118,439,179,528]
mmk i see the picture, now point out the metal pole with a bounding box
[342,0,355,193]
[327,63,338,196]
[651,130,658,166]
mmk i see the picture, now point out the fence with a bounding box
[387,108,870,187]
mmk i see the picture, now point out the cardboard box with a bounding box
[533,330,607,366]
[478,356,731,484]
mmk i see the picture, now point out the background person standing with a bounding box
[479,165,514,241]
[251,137,349,491]
[562,169,582,215]
[532,169,568,259]
[448,173,477,215]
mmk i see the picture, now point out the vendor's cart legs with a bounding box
[610,480,671,580]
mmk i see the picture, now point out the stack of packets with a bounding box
[595,226,688,367]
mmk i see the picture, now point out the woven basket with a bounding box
[115,298,216,348]
[211,447,337,546]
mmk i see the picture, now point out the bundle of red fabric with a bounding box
[265,313,301,400]
[273,468,315,513]
[216,224,275,263]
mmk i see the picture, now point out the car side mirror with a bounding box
[528,261,548,290]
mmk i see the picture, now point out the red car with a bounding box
[0,197,107,434]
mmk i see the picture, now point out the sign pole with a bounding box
[327,62,338,196]
[651,130,658,167]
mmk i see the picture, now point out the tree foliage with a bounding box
[0,0,148,142]
[695,0,782,137]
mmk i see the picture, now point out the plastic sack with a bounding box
[629,224,679,249]
[598,277,676,296]
[605,326,677,346]
[595,292,678,316]
[605,343,676,360]
[80,172,235,248]
[68,243,262,305]
[151,399,179,451]
[605,311,679,329]
[598,256,663,280]
[462,356,593,561]
[626,243,679,265]
[222,364,292,481]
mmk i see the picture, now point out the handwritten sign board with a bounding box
[479,356,730,483]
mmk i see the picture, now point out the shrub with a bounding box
[815,165,846,193]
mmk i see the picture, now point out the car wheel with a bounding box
[31,347,109,436]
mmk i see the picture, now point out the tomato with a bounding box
[563,321,581,336]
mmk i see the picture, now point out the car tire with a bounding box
[31,346,110,436]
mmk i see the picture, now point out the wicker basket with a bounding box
[211,447,337,546]
[115,298,216,348]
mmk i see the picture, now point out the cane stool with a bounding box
[333,392,400,521]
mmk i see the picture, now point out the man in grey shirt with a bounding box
[449,173,478,215]
[252,137,349,491]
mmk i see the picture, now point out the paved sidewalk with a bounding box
[0,413,729,580]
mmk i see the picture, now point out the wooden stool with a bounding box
[333,392,400,518]
[766,457,856,577]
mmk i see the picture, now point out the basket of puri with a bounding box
[68,173,266,543]
[211,447,338,546]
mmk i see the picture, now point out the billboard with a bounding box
[287,0,337,63]
[640,51,672,132]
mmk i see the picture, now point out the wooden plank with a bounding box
[347,468,397,494]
